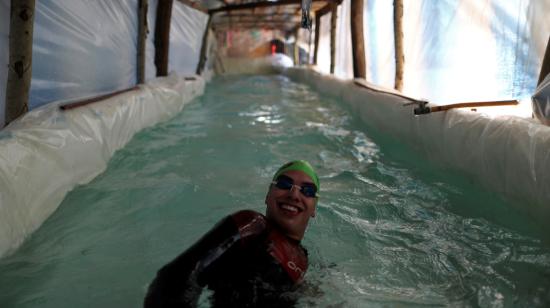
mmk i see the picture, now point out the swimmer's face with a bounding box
[265,170,317,241]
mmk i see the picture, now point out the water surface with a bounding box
[1,75,549,307]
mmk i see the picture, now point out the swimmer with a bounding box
[144,160,320,307]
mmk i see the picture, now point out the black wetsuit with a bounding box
[144,210,308,307]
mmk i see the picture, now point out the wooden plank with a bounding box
[330,3,336,74]
[5,0,36,126]
[294,28,300,65]
[137,0,148,84]
[538,36,550,86]
[350,0,365,78]
[313,14,321,65]
[214,16,301,24]
[215,13,301,18]
[316,3,333,17]
[59,87,140,111]
[393,0,404,91]
[196,15,212,76]
[154,0,174,77]
[209,0,328,14]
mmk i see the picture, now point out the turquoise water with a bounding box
[1,75,549,307]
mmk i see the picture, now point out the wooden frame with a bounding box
[137,0,149,84]
[538,36,550,86]
[350,0,366,78]
[330,3,336,74]
[393,0,404,91]
[154,0,174,77]
[5,0,36,125]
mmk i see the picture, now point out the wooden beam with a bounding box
[294,28,300,65]
[214,20,300,27]
[154,0,174,77]
[214,16,301,23]
[59,87,140,111]
[313,14,321,65]
[393,0,404,91]
[137,0,148,84]
[316,3,333,17]
[350,0,366,78]
[196,15,212,76]
[5,0,35,126]
[209,0,335,14]
[215,13,301,18]
[213,25,288,31]
[330,3,337,74]
[538,36,550,86]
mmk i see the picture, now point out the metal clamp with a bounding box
[403,100,431,115]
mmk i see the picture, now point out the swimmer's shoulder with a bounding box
[230,210,268,238]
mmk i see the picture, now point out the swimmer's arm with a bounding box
[143,210,265,308]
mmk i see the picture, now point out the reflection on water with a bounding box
[0,75,549,307]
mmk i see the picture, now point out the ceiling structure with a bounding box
[182,0,340,33]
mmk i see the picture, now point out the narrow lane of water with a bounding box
[1,75,549,307]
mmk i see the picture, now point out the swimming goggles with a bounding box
[272,175,318,198]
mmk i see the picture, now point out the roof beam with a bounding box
[209,0,333,14]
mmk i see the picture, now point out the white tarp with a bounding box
[316,13,332,75]
[29,0,138,109]
[0,74,205,258]
[284,67,550,233]
[400,0,549,104]
[315,0,549,108]
[169,1,209,75]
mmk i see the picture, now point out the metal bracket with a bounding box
[403,100,431,115]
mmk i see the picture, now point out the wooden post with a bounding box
[5,0,35,126]
[137,0,148,84]
[350,0,366,79]
[538,36,550,86]
[330,3,337,74]
[313,14,321,65]
[294,28,300,66]
[154,0,174,76]
[393,0,404,91]
[196,15,212,76]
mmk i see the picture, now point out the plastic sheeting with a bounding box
[316,0,549,106]
[533,75,550,126]
[0,0,10,128]
[316,13,332,75]
[0,74,205,258]
[400,0,549,104]
[169,1,209,75]
[284,67,550,234]
[30,0,138,109]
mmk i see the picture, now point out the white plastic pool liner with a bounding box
[532,74,550,126]
[0,74,205,257]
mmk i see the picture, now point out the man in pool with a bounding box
[144,160,320,307]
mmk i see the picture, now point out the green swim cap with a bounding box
[272,160,320,191]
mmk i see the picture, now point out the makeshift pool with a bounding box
[1,75,549,307]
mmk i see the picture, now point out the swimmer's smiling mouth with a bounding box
[278,202,303,214]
